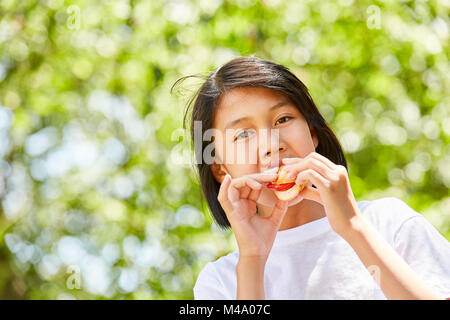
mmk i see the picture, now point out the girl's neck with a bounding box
[258,199,326,231]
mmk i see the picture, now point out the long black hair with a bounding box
[173,56,347,229]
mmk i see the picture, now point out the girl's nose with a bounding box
[261,146,285,170]
[264,146,285,159]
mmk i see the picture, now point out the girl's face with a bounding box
[211,86,319,207]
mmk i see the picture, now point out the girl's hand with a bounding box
[282,151,363,236]
[217,168,289,260]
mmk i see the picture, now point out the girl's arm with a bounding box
[217,171,289,300]
[342,212,441,300]
[282,152,443,300]
[236,256,266,299]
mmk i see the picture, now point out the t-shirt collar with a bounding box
[272,216,331,248]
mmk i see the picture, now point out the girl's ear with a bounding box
[309,124,319,150]
[210,162,228,184]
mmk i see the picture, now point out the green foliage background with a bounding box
[0,0,448,299]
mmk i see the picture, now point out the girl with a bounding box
[178,57,450,300]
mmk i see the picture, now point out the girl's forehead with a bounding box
[219,87,286,107]
[213,87,290,126]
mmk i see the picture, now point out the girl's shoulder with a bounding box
[196,250,239,277]
[357,196,425,244]
[209,250,239,272]
[357,196,422,220]
[193,251,238,299]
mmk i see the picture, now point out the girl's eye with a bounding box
[235,129,254,141]
[275,116,292,125]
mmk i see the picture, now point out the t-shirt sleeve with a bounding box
[394,213,450,299]
[193,262,228,300]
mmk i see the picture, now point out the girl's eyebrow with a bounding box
[224,100,290,129]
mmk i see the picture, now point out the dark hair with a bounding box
[173,56,347,229]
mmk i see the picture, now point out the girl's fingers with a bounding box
[295,169,329,190]
[229,177,262,202]
[262,167,279,174]
[297,184,323,205]
[230,177,263,190]
[283,156,336,182]
[221,172,278,205]
[240,185,252,199]
[217,174,233,213]
[309,152,337,170]
[229,172,278,202]
[268,200,288,227]
[252,173,279,183]
[283,152,336,170]
[248,184,263,202]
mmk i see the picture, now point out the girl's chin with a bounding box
[286,194,305,206]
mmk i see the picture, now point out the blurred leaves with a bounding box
[0,0,449,299]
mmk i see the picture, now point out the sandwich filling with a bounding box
[266,181,296,191]
[265,165,307,201]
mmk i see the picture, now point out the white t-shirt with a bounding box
[193,197,450,299]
